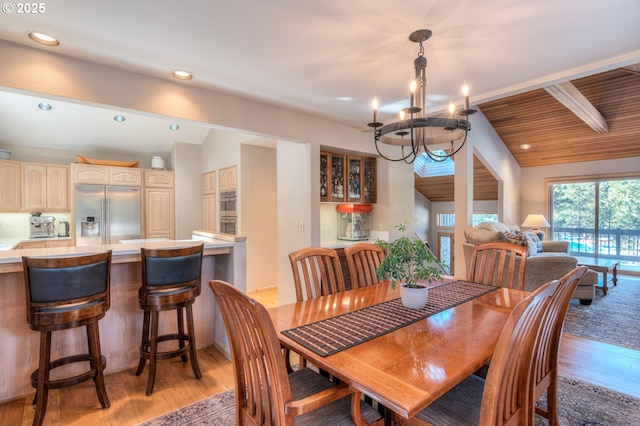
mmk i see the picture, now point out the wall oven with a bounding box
[219,191,237,235]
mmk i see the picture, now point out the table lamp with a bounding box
[521,214,550,240]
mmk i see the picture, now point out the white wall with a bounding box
[241,144,278,292]
[277,140,312,304]
[414,190,431,242]
[170,142,203,239]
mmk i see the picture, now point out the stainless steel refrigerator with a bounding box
[75,184,141,245]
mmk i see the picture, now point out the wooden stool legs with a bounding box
[31,323,109,426]
[135,304,202,396]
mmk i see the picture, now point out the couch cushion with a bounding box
[523,231,543,253]
[476,222,513,234]
[464,226,509,244]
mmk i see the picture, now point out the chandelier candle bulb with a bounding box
[462,84,470,112]
[449,101,455,117]
[372,99,378,123]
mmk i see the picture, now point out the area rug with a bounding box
[535,376,640,426]
[138,376,640,426]
[563,275,640,350]
[138,388,235,425]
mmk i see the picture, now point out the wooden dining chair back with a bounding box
[136,243,204,396]
[343,243,385,288]
[208,280,382,426]
[468,241,528,290]
[22,251,112,426]
[289,247,346,301]
[415,279,560,426]
[532,266,588,424]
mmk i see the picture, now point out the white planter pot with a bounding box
[400,284,429,309]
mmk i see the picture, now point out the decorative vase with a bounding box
[151,156,164,169]
[400,283,429,309]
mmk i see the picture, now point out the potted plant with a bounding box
[375,224,447,309]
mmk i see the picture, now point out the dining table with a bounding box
[267,278,530,423]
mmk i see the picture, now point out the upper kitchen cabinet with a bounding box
[320,151,346,202]
[144,170,175,239]
[320,151,376,203]
[144,169,175,188]
[219,165,237,192]
[0,159,21,211]
[71,163,142,186]
[22,163,70,211]
[202,170,217,232]
[363,157,377,204]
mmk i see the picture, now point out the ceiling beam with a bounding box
[544,82,609,134]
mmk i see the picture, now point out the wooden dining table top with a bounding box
[268,279,529,420]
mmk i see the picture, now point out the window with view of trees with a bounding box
[549,176,640,271]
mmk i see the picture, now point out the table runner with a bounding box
[282,280,497,357]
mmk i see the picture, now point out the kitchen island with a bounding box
[0,230,245,403]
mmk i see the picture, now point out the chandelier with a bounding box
[367,29,476,164]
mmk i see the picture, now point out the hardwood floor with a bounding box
[1,285,638,425]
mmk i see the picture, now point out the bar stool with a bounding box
[135,244,204,396]
[22,251,112,426]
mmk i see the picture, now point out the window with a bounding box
[436,213,455,227]
[472,213,498,226]
[435,212,499,227]
[549,176,640,272]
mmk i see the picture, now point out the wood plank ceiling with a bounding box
[415,64,640,202]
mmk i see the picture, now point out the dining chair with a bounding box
[287,247,346,371]
[412,278,561,426]
[532,266,587,425]
[468,241,528,290]
[343,242,385,288]
[289,247,346,301]
[208,280,383,426]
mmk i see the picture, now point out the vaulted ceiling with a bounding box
[414,64,640,202]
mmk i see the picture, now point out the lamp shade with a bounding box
[521,214,550,229]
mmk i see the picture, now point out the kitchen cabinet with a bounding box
[219,165,237,192]
[144,170,175,239]
[22,163,69,211]
[71,164,142,186]
[320,151,376,203]
[320,151,346,202]
[363,157,377,204]
[202,170,216,232]
[144,169,174,188]
[0,160,22,211]
[12,239,71,249]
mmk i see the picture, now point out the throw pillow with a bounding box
[522,231,543,254]
[504,230,537,256]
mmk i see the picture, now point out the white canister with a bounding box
[151,156,164,169]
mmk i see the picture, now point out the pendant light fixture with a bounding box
[368,29,476,164]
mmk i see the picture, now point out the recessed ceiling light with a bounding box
[114,115,126,122]
[171,70,194,80]
[520,144,532,150]
[26,31,60,46]
[38,102,52,111]
[169,124,180,131]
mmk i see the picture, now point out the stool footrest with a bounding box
[31,354,107,389]
[140,333,193,361]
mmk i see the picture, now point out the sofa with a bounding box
[463,222,597,305]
